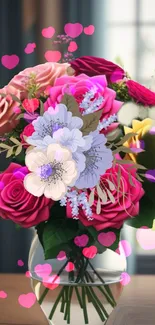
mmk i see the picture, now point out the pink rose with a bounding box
[20,124,35,147]
[67,164,144,230]
[126,79,155,106]
[70,56,125,83]
[0,163,53,228]
[44,74,123,133]
[9,62,70,99]
[0,86,20,135]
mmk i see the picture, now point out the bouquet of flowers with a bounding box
[0,54,155,324]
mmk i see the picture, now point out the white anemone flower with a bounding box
[24,143,78,200]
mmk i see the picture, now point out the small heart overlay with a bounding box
[64,23,83,38]
[42,26,55,38]
[43,275,60,290]
[82,245,97,259]
[24,43,36,54]
[57,251,66,261]
[44,50,61,62]
[84,25,95,35]
[18,293,36,308]
[0,291,7,299]
[74,234,89,247]
[34,263,52,278]
[1,55,19,69]
[98,231,116,247]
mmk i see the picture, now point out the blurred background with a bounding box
[0,0,155,274]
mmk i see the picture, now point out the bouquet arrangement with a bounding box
[0,54,155,324]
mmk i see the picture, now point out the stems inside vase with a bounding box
[37,256,118,324]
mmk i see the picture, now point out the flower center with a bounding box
[38,163,53,180]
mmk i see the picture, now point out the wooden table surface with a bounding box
[0,274,155,325]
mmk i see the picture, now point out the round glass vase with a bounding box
[28,235,126,325]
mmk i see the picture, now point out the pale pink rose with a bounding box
[44,74,123,133]
[9,62,70,99]
[0,86,20,135]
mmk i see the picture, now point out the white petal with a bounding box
[24,174,46,197]
[62,160,77,185]
[148,106,155,121]
[117,102,140,126]
[47,143,72,162]
[44,180,66,200]
[25,150,48,171]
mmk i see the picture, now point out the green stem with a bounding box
[75,287,83,309]
[88,261,116,306]
[87,285,109,319]
[82,286,89,324]
[86,271,115,308]
[85,286,106,322]
[49,286,66,320]
[39,259,69,305]
[64,287,69,321]
[60,290,65,313]
[67,286,73,324]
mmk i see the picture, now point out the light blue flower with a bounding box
[75,131,113,189]
[27,104,83,149]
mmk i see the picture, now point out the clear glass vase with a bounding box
[28,235,126,325]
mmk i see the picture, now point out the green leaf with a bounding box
[15,145,23,156]
[113,146,135,154]
[10,137,21,145]
[116,132,137,145]
[10,94,21,103]
[126,196,155,228]
[16,113,25,120]
[6,147,14,158]
[81,110,102,136]
[87,226,121,253]
[61,94,81,117]
[37,204,79,260]
[0,143,10,149]
[40,100,44,116]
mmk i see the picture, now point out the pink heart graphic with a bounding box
[24,43,36,54]
[34,263,52,278]
[98,232,116,247]
[0,291,7,299]
[68,41,78,52]
[57,251,66,261]
[121,272,131,286]
[84,25,95,35]
[42,26,55,38]
[43,275,60,290]
[136,227,155,250]
[18,293,36,308]
[44,50,61,62]
[119,240,132,257]
[64,23,83,38]
[1,55,19,69]
[17,259,24,267]
[74,234,89,247]
[65,262,75,272]
[25,271,31,278]
[82,246,97,259]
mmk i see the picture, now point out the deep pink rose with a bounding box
[9,62,70,99]
[67,163,144,231]
[126,80,155,106]
[20,124,35,147]
[0,163,53,228]
[44,74,123,133]
[70,56,125,83]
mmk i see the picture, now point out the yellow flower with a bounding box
[123,118,153,162]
